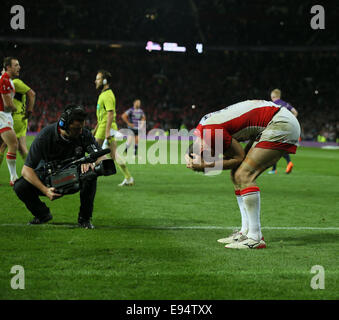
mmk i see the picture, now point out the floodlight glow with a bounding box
[109,44,122,48]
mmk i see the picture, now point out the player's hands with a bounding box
[186,153,213,172]
[188,153,205,172]
[81,163,95,174]
[128,122,134,128]
[184,153,192,166]
[45,187,63,201]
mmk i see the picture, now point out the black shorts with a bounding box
[130,128,139,135]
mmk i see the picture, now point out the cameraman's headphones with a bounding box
[59,105,85,131]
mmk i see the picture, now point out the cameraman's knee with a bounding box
[13,177,27,198]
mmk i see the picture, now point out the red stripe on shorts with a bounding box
[255,141,297,154]
[0,127,11,134]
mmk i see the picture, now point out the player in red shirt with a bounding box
[185,100,301,249]
[0,57,20,186]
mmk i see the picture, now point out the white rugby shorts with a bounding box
[0,111,14,134]
[253,107,301,153]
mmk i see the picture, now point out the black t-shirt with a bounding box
[25,123,101,170]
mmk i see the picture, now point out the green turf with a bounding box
[0,137,338,299]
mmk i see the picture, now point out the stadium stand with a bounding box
[0,0,337,142]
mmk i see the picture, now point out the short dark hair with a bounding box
[97,69,112,85]
[64,104,87,124]
[3,57,17,70]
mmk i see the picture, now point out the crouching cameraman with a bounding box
[14,105,109,229]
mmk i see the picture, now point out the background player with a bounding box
[0,57,20,186]
[92,70,134,186]
[185,100,301,249]
[0,77,36,165]
[121,99,146,156]
[268,88,298,174]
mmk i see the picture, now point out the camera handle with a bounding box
[60,148,111,171]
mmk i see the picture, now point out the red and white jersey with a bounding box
[0,72,15,112]
[194,100,281,148]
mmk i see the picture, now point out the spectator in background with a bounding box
[0,45,336,145]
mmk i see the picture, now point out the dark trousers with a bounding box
[13,176,97,221]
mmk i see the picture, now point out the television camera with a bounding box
[38,148,116,195]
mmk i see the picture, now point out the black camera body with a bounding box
[41,149,116,195]
[47,165,80,195]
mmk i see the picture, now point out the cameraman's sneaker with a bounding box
[118,177,134,186]
[28,213,53,225]
[217,230,246,244]
[225,236,266,249]
[78,218,95,229]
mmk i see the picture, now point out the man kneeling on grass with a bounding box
[13,105,108,229]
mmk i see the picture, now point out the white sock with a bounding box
[235,190,248,234]
[6,152,18,181]
[240,187,262,241]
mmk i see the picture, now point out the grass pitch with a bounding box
[0,137,338,300]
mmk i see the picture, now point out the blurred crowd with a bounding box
[1,43,338,142]
[2,0,337,46]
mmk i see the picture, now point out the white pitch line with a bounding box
[0,223,338,231]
